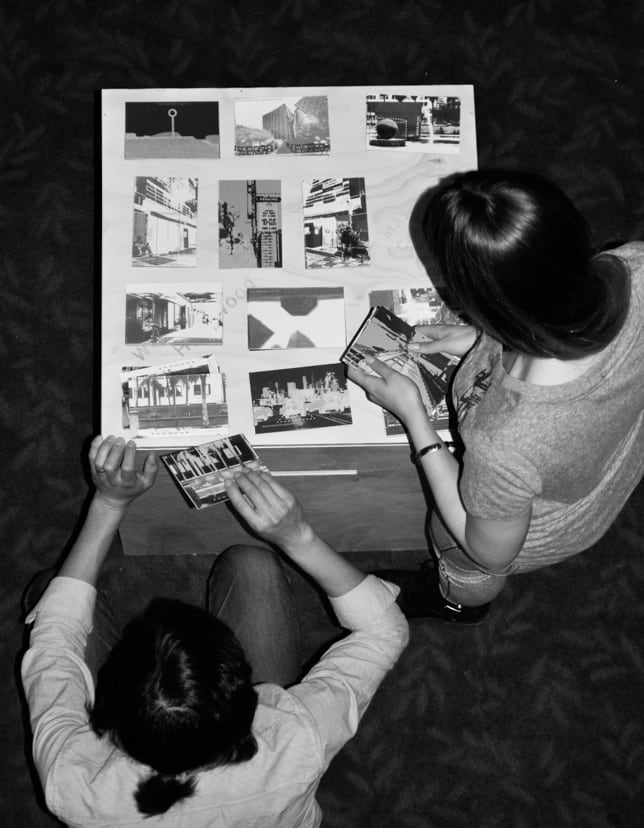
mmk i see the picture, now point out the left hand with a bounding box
[346,357,425,423]
[89,435,158,509]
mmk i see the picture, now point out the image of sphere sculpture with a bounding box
[376,119,398,139]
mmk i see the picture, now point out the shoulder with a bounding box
[599,242,644,280]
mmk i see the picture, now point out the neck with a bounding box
[502,350,600,385]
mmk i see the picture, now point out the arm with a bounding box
[224,469,409,763]
[346,358,529,570]
[224,468,365,597]
[22,436,157,805]
[58,435,158,585]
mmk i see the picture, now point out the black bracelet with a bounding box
[414,442,443,464]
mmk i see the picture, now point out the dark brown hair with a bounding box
[424,169,629,358]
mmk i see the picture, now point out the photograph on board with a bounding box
[124,101,220,159]
[250,362,352,434]
[125,285,223,345]
[132,176,198,267]
[369,286,464,327]
[302,178,370,268]
[219,180,282,268]
[234,96,330,156]
[366,94,461,153]
[247,286,345,350]
[121,354,228,438]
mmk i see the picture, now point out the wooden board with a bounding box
[119,445,431,555]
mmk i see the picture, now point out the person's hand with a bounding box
[346,357,425,424]
[224,468,312,550]
[409,324,478,357]
[89,435,158,510]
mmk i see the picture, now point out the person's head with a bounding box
[90,598,258,816]
[423,169,629,358]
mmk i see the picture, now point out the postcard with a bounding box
[161,434,267,508]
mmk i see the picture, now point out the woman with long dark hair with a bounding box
[348,169,644,623]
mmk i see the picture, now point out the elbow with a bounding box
[463,537,522,573]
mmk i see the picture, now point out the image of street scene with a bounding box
[125,285,223,345]
[219,180,282,268]
[366,94,461,153]
[234,96,330,155]
[124,101,220,159]
[160,434,267,509]
[121,355,228,437]
[132,176,198,267]
[342,305,458,434]
[247,286,346,350]
[369,286,464,327]
[303,177,370,268]
[250,362,352,434]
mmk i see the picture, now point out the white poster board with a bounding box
[101,86,477,449]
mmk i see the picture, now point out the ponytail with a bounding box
[135,771,196,816]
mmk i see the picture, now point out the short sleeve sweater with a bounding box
[453,242,644,571]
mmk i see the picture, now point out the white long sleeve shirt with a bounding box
[22,574,408,827]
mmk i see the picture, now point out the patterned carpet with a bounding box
[3,1,644,825]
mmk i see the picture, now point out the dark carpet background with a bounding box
[3,1,644,825]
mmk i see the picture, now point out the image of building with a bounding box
[132,176,198,266]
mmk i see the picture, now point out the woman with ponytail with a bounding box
[348,169,644,623]
[22,436,408,825]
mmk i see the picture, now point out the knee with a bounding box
[211,544,280,580]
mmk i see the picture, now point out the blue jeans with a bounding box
[23,545,303,688]
[207,545,302,686]
[429,511,508,606]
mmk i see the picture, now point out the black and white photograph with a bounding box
[342,305,458,433]
[234,96,330,155]
[125,101,220,159]
[250,362,352,434]
[303,177,370,268]
[366,94,461,153]
[120,355,228,438]
[160,434,268,509]
[132,176,198,266]
[125,285,223,345]
[219,180,282,268]
[247,286,345,350]
[369,286,464,327]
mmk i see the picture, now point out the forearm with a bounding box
[57,495,127,586]
[405,410,469,548]
[278,524,365,598]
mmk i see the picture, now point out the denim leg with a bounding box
[429,511,508,606]
[207,545,302,687]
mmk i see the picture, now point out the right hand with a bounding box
[224,468,312,550]
[409,324,478,358]
[89,435,158,510]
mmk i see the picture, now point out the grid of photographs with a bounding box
[103,86,476,450]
